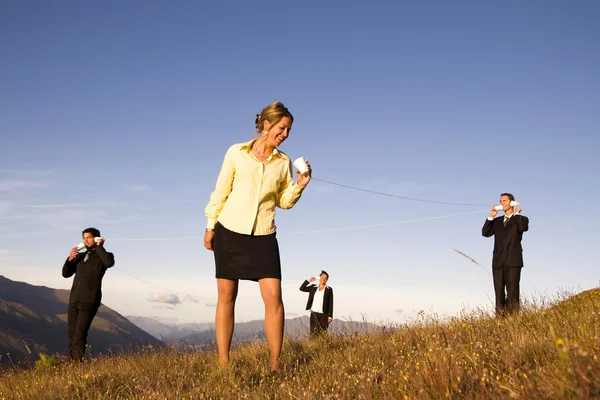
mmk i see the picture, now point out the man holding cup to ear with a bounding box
[62,227,115,361]
[482,193,529,316]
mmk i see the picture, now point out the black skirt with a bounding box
[213,222,282,281]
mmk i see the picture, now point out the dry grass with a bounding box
[1,289,599,399]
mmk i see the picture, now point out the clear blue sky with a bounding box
[1,1,599,324]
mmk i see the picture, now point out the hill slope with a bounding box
[0,275,163,366]
[1,288,599,398]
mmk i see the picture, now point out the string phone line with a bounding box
[105,177,490,301]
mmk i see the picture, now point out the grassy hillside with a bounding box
[1,289,599,399]
[0,276,163,366]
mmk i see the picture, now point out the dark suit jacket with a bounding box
[62,246,115,305]
[482,214,529,268]
[299,280,334,318]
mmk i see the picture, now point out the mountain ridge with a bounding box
[0,275,163,366]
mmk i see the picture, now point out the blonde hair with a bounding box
[255,101,294,134]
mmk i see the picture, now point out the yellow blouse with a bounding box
[205,139,305,235]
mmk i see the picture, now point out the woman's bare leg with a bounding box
[215,278,239,367]
[259,278,284,372]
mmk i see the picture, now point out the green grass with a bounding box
[1,289,599,399]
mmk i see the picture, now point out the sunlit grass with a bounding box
[1,289,599,399]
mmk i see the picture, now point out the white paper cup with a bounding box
[293,157,308,174]
[510,201,519,207]
[494,205,503,211]
[95,237,103,243]
[76,243,85,250]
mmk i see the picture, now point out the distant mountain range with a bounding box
[0,276,163,367]
[127,314,378,346]
[126,316,214,341]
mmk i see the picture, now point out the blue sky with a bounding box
[1,1,599,325]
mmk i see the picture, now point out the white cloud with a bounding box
[36,208,97,230]
[0,200,15,215]
[314,182,334,195]
[152,316,181,323]
[125,184,150,193]
[0,250,16,259]
[98,215,146,225]
[183,295,200,303]
[148,292,181,305]
[0,206,99,238]
[0,179,48,193]
[20,203,89,209]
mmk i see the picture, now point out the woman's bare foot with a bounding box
[270,358,281,373]
[219,356,229,369]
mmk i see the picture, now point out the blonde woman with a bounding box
[204,101,311,372]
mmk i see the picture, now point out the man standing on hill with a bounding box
[62,227,115,361]
[482,193,529,316]
[299,270,334,337]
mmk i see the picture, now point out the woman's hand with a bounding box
[296,159,312,187]
[204,230,215,251]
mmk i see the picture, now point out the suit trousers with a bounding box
[310,311,329,337]
[68,302,99,361]
[493,266,522,316]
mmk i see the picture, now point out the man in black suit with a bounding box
[299,270,334,337]
[482,193,529,316]
[62,227,115,361]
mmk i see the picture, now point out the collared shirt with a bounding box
[310,285,327,313]
[487,212,520,222]
[205,139,306,235]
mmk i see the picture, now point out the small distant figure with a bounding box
[299,270,334,337]
[62,227,115,361]
[482,193,529,316]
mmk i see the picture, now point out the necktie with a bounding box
[84,252,89,262]
[504,217,509,227]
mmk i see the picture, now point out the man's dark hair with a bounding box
[320,270,329,280]
[500,193,515,201]
[82,227,101,238]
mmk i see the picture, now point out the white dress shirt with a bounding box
[488,212,520,222]
[310,285,326,313]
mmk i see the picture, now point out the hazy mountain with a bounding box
[0,275,163,366]
[167,316,379,346]
[126,316,213,340]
